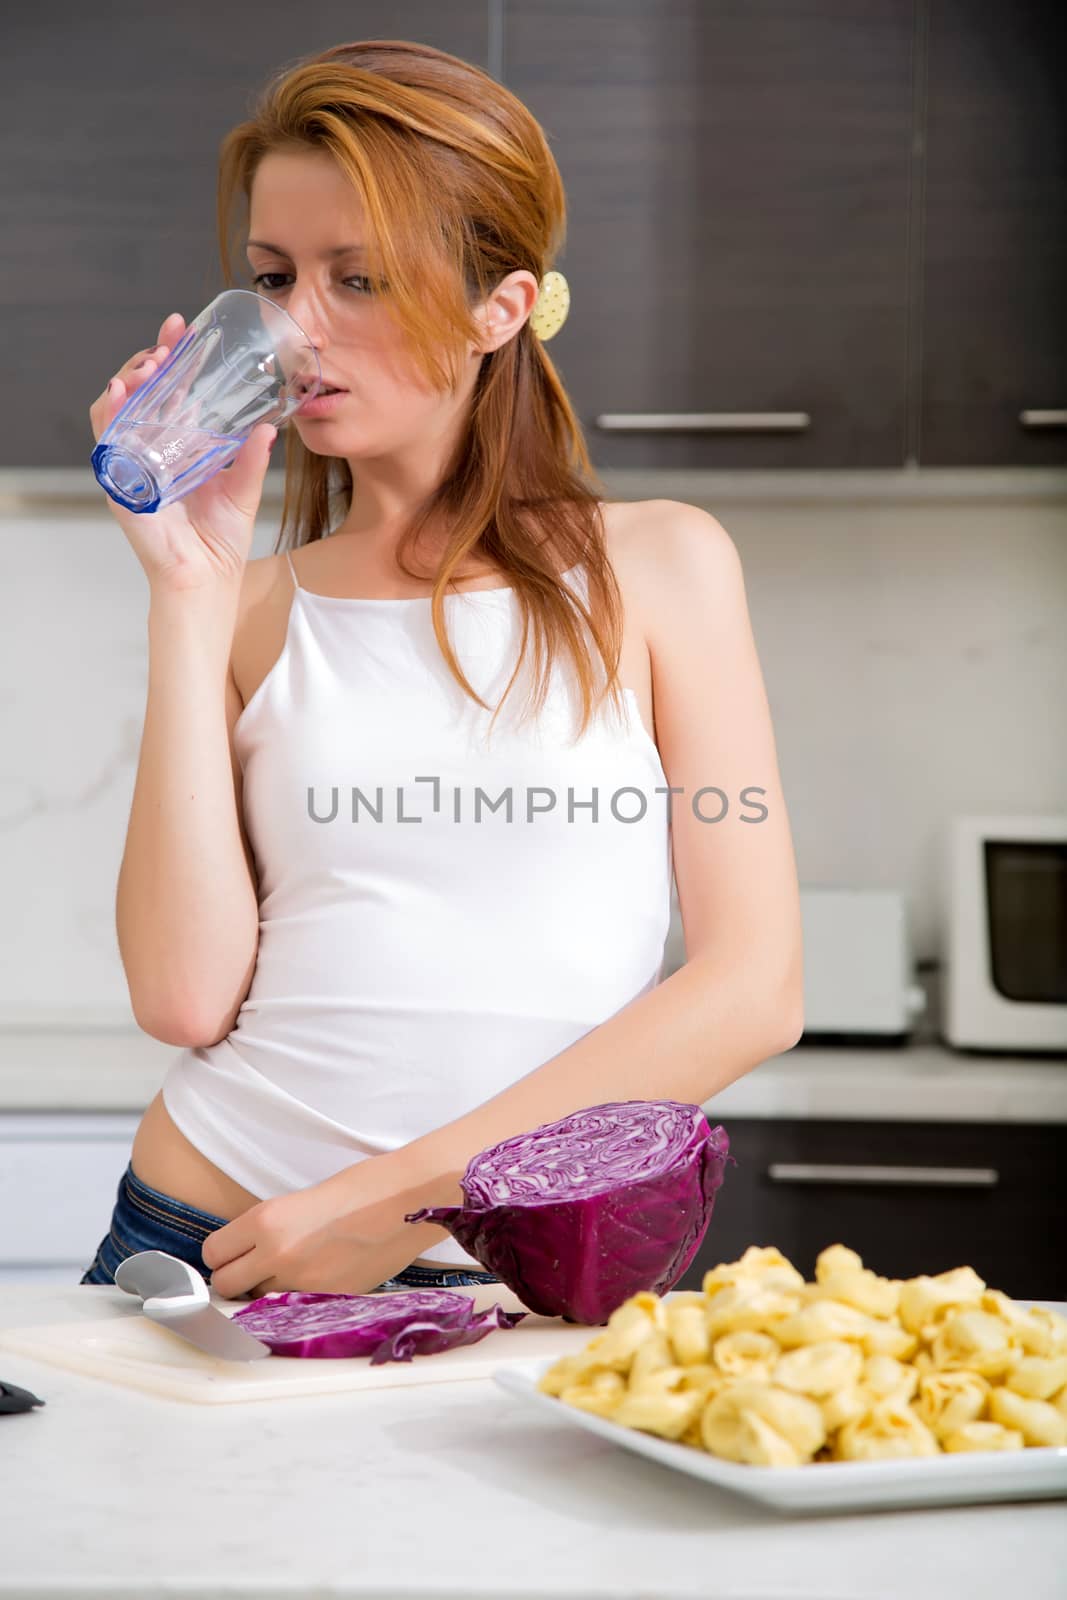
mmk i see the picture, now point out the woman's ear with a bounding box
[473,270,540,354]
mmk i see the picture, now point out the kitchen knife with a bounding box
[114,1250,273,1362]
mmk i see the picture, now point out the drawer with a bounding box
[0,1113,138,1265]
[683,1118,1067,1300]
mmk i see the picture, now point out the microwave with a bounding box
[942,814,1067,1054]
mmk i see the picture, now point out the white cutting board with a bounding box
[0,1283,599,1405]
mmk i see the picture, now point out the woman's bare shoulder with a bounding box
[596,496,691,594]
[229,549,300,703]
[239,546,308,619]
[605,494,734,582]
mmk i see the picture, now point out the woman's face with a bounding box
[246,149,483,459]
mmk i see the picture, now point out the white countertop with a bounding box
[1,1027,1065,1122]
[6,463,1067,509]
[1,1283,1065,1600]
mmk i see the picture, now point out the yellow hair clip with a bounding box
[528,269,570,341]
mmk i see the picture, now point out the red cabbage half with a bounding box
[404,1100,730,1325]
[230,1289,526,1362]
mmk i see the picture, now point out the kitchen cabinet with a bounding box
[920,0,1067,465]
[0,1113,137,1283]
[10,3,1063,472]
[506,0,916,470]
[681,1116,1067,1299]
[3,3,490,470]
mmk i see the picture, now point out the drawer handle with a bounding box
[594,411,811,433]
[766,1163,999,1188]
[1019,409,1067,429]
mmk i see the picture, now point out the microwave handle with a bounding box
[767,1163,999,1188]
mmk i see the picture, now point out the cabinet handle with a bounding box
[766,1163,999,1188]
[594,412,811,433]
[1019,409,1067,429]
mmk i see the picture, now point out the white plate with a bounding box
[493,1356,1067,1515]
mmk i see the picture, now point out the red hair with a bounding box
[216,38,624,739]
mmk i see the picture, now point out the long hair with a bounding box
[216,38,624,740]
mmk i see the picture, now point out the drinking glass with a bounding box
[91,289,321,514]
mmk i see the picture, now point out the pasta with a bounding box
[914,1370,989,1438]
[808,1244,902,1320]
[897,1266,987,1335]
[930,1310,1020,1380]
[701,1378,825,1465]
[834,1399,940,1462]
[942,1421,1024,1453]
[537,1243,1067,1466]
[1003,1353,1067,1401]
[773,1339,863,1398]
[988,1385,1067,1448]
[712,1329,781,1381]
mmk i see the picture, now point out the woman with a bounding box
[81,40,804,1300]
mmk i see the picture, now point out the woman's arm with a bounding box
[384,500,805,1206]
[116,581,259,1045]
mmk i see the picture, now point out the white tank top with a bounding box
[161,546,674,1265]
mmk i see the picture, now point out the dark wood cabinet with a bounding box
[680,1117,1067,1300]
[3,3,490,470]
[920,0,1067,465]
[506,0,915,470]
[7,4,1064,470]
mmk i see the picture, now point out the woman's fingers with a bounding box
[157,310,185,345]
[113,313,184,391]
[91,313,187,441]
[110,312,185,392]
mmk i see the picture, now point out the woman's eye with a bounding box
[250,272,375,294]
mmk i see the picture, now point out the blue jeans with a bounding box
[79,1162,499,1291]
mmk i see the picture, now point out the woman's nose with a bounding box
[283,286,328,344]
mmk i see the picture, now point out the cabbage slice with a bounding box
[405,1100,731,1325]
[231,1288,526,1362]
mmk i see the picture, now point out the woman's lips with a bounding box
[296,389,349,418]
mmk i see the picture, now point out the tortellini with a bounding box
[930,1310,1021,1380]
[773,1339,863,1398]
[988,1385,1067,1448]
[701,1379,825,1465]
[703,1245,806,1296]
[897,1267,986,1335]
[863,1354,919,1403]
[981,1291,1067,1358]
[627,1327,675,1387]
[834,1400,940,1462]
[538,1242,1067,1467]
[808,1244,902,1320]
[703,1280,803,1340]
[665,1298,712,1366]
[942,1421,1024,1453]
[612,1366,706,1441]
[1004,1353,1067,1401]
[915,1370,990,1438]
[712,1329,781,1382]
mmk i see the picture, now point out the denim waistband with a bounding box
[122,1162,229,1239]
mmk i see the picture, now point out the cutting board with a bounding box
[0,1283,599,1405]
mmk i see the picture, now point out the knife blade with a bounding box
[114,1250,272,1362]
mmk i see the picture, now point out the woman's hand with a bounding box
[90,310,278,595]
[200,1158,446,1301]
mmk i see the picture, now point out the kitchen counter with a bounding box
[1,1284,1065,1600]
[1,1027,1065,1121]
